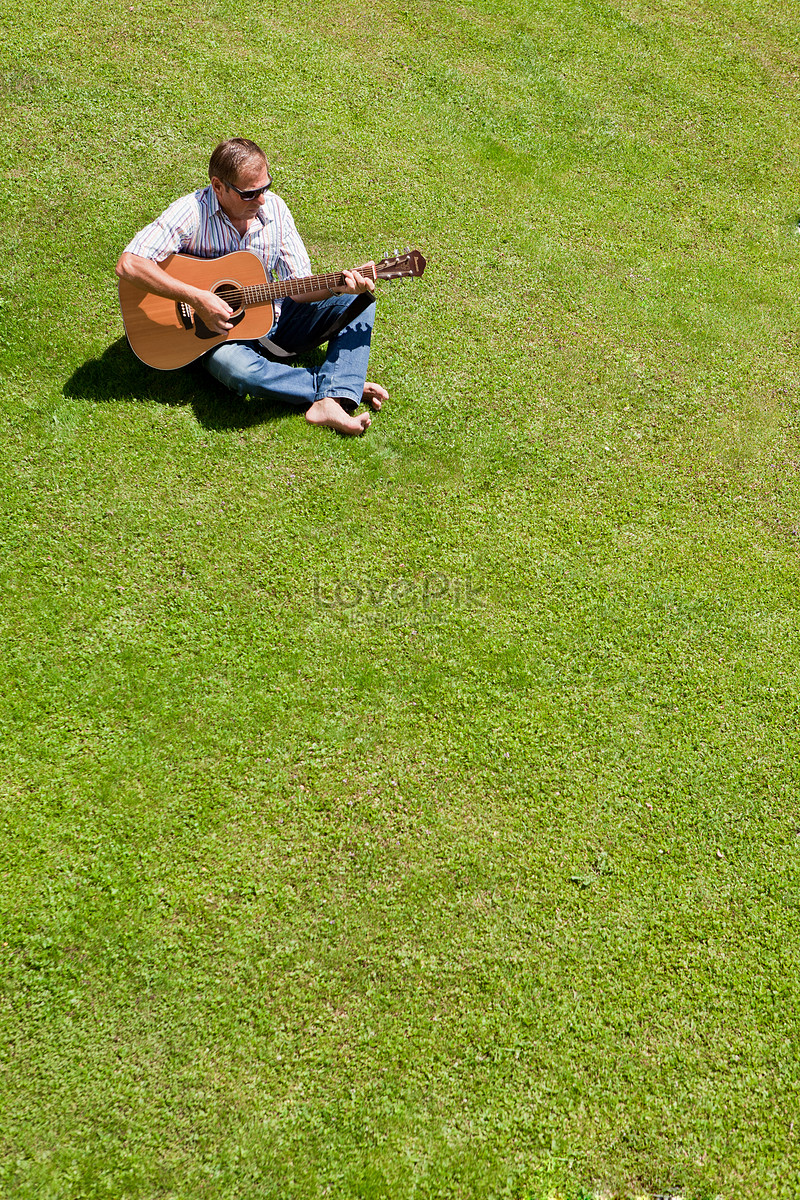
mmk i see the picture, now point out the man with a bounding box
[115,137,387,436]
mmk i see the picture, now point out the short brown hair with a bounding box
[208,138,268,185]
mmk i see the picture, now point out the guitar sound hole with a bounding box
[214,282,244,313]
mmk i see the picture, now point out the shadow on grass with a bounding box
[63,336,296,432]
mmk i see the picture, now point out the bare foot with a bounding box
[362,381,389,411]
[306,397,372,435]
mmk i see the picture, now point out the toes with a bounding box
[363,382,388,400]
[306,397,372,435]
[362,383,387,411]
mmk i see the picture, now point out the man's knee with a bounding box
[337,294,376,340]
[205,341,262,395]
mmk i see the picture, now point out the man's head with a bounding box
[209,138,272,219]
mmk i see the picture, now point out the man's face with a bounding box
[212,159,272,223]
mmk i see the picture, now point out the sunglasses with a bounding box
[226,177,272,201]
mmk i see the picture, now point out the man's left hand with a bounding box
[335,266,375,295]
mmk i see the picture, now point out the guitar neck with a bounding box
[242,263,377,307]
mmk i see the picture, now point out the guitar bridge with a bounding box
[177,302,194,330]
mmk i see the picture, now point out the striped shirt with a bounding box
[124,185,312,285]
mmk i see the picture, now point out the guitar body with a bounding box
[118,250,277,370]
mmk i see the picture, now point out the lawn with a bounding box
[2,0,800,1196]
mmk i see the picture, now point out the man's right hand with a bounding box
[191,289,235,334]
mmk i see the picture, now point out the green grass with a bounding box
[2,0,800,1196]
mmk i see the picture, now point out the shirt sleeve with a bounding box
[271,196,312,281]
[123,194,201,261]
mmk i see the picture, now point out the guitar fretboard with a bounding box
[239,264,377,307]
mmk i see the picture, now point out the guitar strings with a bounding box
[240,264,379,306]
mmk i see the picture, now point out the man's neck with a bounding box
[217,196,254,238]
[224,210,252,238]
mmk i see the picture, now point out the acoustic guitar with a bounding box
[118,248,426,370]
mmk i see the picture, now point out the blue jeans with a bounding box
[204,294,376,411]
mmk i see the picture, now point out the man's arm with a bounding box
[115,251,235,334]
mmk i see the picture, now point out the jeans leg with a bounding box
[273,294,375,357]
[204,295,376,410]
[204,340,319,409]
[316,306,375,406]
[275,296,376,407]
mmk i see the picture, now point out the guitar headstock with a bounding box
[374,249,427,281]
